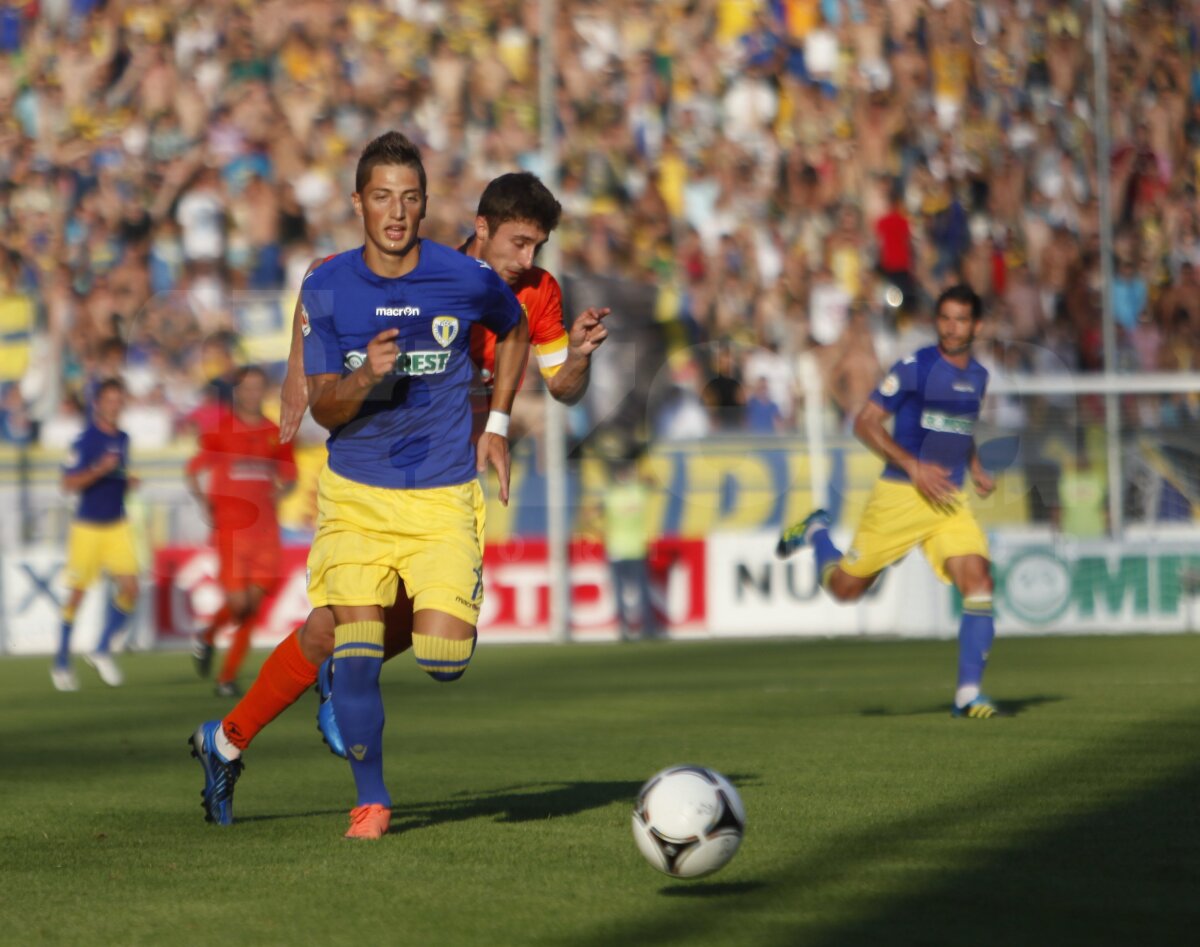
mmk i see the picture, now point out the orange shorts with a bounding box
[215,527,282,594]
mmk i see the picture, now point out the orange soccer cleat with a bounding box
[344,804,391,840]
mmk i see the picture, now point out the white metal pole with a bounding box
[1092,0,1122,535]
[540,0,570,642]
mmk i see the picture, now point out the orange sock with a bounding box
[217,616,255,684]
[201,604,232,646]
[222,629,319,750]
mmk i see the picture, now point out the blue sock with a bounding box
[56,617,74,669]
[957,595,995,692]
[97,596,132,653]
[332,621,390,808]
[811,528,843,590]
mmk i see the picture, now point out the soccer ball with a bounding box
[631,765,746,878]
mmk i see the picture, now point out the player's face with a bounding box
[474,217,548,286]
[94,387,124,427]
[353,164,425,259]
[234,371,267,416]
[936,300,978,357]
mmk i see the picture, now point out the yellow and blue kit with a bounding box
[300,241,521,619]
[842,345,990,582]
[62,423,137,589]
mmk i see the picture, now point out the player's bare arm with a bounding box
[852,400,956,508]
[61,451,121,492]
[307,328,400,431]
[477,309,530,506]
[968,445,996,498]
[546,306,610,405]
[280,259,327,443]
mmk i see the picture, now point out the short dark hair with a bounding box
[234,364,267,387]
[476,172,562,236]
[95,377,125,399]
[355,131,426,195]
[935,284,983,320]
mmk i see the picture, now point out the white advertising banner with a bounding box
[705,530,957,637]
[1,547,110,655]
[990,529,1200,635]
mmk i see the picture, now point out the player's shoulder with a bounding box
[303,250,357,290]
[513,265,560,296]
[967,356,990,382]
[71,425,96,450]
[427,240,510,288]
[514,266,562,320]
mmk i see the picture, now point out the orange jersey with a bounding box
[469,265,568,384]
[187,410,296,531]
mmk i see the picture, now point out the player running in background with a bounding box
[776,284,1001,718]
[186,171,608,826]
[53,379,139,691]
[191,131,530,838]
[186,365,296,697]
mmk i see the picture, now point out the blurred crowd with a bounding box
[0,0,1198,449]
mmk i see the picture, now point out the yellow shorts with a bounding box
[841,479,989,584]
[307,466,486,625]
[65,520,139,590]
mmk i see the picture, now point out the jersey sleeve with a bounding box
[62,432,90,475]
[301,281,343,376]
[527,273,569,379]
[869,356,919,414]
[477,269,523,338]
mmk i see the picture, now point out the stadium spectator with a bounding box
[0,0,1196,456]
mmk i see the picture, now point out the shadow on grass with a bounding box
[859,694,1064,718]
[389,779,656,834]
[564,715,1200,947]
[237,772,760,832]
[659,881,767,898]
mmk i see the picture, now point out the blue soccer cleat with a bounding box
[951,695,1001,719]
[775,508,832,559]
[316,659,347,759]
[189,720,243,825]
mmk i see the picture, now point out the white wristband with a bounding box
[484,410,510,437]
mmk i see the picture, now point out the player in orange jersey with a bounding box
[189,173,608,821]
[186,365,297,697]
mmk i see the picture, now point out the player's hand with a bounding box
[971,463,996,498]
[911,460,957,511]
[280,366,308,443]
[477,431,510,507]
[93,452,122,476]
[363,328,401,383]
[568,307,610,358]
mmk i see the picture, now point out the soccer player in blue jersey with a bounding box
[777,284,1001,718]
[53,378,139,691]
[191,131,529,837]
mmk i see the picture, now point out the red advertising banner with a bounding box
[153,538,707,646]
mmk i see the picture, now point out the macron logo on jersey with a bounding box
[376,306,422,317]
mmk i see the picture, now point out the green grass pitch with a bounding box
[3,634,1199,946]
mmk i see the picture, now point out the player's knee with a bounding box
[827,571,869,603]
[412,631,476,683]
[300,608,336,663]
[114,578,138,613]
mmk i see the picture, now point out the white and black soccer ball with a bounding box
[631,765,746,879]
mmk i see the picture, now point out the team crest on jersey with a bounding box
[879,373,900,397]
[432,315,459,348]
[300,302,311,336]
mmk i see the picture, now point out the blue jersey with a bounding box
[301,241,522,489]
[63,423,130,523]
[869,345,989,488]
